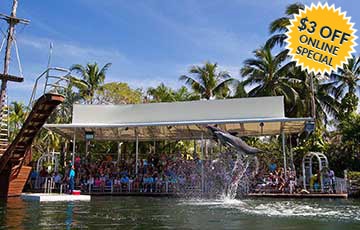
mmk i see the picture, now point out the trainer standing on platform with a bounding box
[69,165,75,194]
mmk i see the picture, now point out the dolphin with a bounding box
[206,125,264,155]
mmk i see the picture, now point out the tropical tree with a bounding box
[173,86,200,101]
[70,62,112,104]
[240,46,299,115]
[286,66,340,124]
[49,80,85,124]
[266,3,304,49]
[330,55,360,118]
[232,80,248,98]
[147,83,176,102]
[96,82,143,104]
[180,62,235,100]
[8,101,27,140]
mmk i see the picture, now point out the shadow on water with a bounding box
[0,197,28,229]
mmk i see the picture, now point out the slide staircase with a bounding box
[0,67,69,197]
[0,93,64,196]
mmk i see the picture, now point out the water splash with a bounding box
[179,198,360,222]
[225,154,250,199]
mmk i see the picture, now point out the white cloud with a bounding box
[19,36,127,63]
[130,2,261,64]
[123,77,181,91]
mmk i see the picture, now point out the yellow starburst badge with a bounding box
[285,3,357,75]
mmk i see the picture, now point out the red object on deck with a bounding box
[72,190,81,195]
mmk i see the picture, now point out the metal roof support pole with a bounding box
[72,128,76,165]
[153,140,156,154]
[302,155,306,190]
[289,137,294,171]
[201,133,204,193]
[318,155,324,192]
[193,139,197,159]
[282,131,287,178]
[309,156,313,178]
[117,142,123,165]
[85,140,89,162]
[135,133,139,175]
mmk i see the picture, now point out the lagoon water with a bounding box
[1,196,360,229]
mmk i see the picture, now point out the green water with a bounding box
[0,196,360,229]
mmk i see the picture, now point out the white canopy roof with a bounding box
[44,96,312,141]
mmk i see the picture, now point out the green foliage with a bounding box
[9,101,27,141]
[348,171,360,181]
[266,3,304,48]
[146,84,199,102]
[241,46,300,116]
[70,62,112,104]
[180,62,235,100]
[96,82,142,104]
[339,113,360,145]
[326,114,360,175]
[294,129,328,155]
[339,93,359,120]
[243,137,283,169]
[147,83,177,102]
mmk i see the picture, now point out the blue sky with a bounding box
[0,0,358,105]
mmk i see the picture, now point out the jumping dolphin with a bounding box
[207,125,264,155]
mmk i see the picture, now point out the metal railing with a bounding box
[28,67,71,109]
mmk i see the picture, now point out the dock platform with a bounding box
[247,193,348,199]
[21,193,91,202]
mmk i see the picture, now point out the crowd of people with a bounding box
[75,154,205,193]
[253,166,299,194]
[31,153,210,194]
[28,154,337,195]
[253,164,337,194]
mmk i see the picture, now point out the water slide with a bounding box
[0,93,64,197]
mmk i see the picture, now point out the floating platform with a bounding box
[247,193,348,199]
[21,193,91,202]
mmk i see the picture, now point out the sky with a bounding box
[0,0,359,107]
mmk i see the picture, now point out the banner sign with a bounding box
[285,3,357,75]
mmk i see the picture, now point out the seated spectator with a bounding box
[94,177,102,188]
[113,176,121,192]
[119,175,129,191]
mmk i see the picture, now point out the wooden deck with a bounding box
[247,193,348,199]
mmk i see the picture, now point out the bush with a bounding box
[348,171,360,181]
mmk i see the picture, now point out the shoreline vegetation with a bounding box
[7,3,360,178]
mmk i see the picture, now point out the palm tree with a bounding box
[330,55,360,117]
[173,86,200,101]
[70,62,112,104]
[241,46,299,115]
[232,80,248,98]
[266,3,304,49]
[180,62,234,100]
[287,66,340,124]
[9,101,27,141]
[147,83,176,102]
